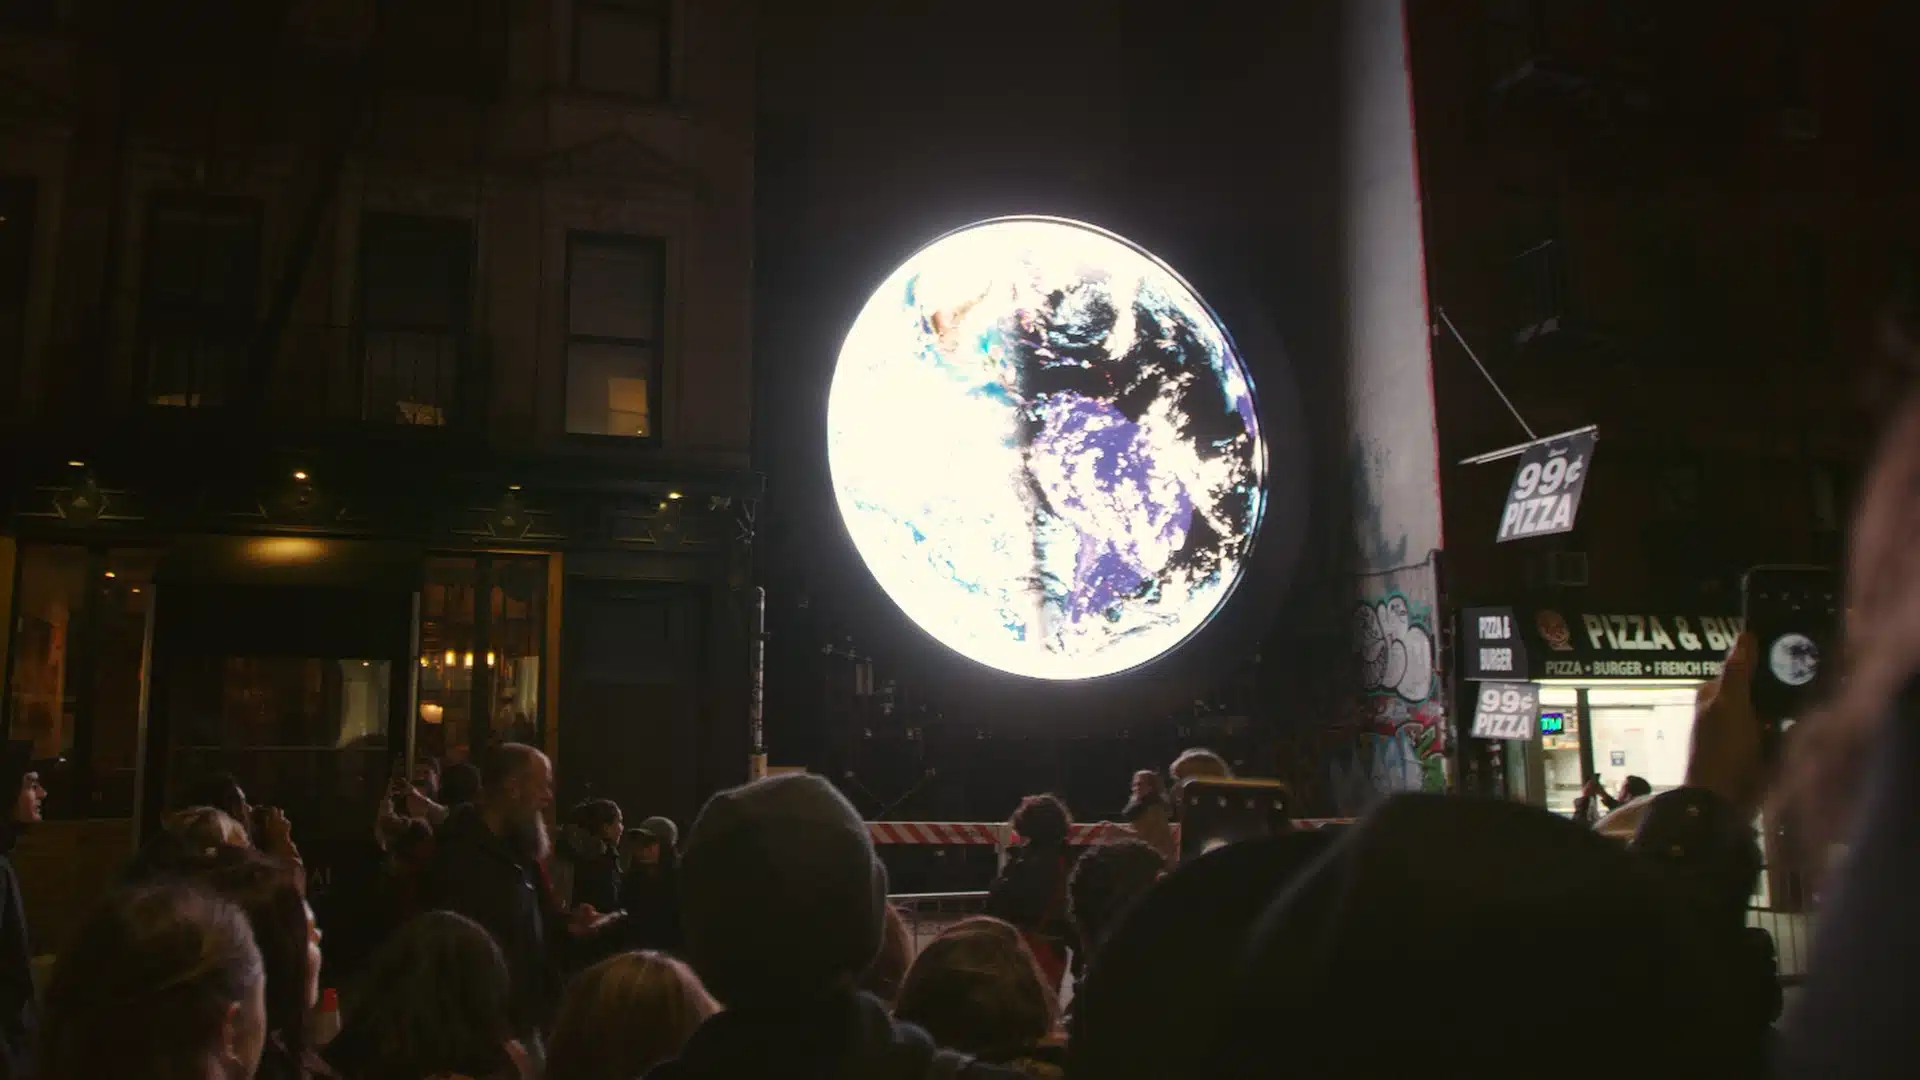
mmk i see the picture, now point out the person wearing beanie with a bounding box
[0,742,47,1079]
[650,774,1022,1080]
[618,815,684,955]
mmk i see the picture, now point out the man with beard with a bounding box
[429,743,597,1047]
[0,743,46,1079]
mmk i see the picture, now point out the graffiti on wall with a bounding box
[1327,582,1448,814]
[1356,593,1434,702]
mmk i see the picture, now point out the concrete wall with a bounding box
[1335,0,1448,809]
[1269,0,1448,815]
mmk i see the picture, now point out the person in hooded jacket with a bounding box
[0,743,44,1080]
[648,773,1022,1080]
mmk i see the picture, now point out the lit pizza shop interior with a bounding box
[1529,680,1700,818]
[1481,608,1743,818]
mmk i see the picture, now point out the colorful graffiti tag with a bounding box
[1327,589,1448,813]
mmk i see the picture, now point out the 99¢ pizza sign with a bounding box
[1496,431,1595,542]
[1470,681,1540,741]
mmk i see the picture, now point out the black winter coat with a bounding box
[427,806,561,1038]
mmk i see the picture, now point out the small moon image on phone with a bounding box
[1768,633,1820,687]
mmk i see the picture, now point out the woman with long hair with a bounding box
[41,882,267,1080]
[986,794,1075,994]
[183,847,329,1080]
[545,950,718,1080]
[895,919,1063,1079]
[323,910,530,1080]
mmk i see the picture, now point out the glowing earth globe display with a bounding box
[827,217,1266,681]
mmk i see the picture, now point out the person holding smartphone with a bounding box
[1573,774,1652,826]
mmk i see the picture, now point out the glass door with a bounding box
[414,554,547,765]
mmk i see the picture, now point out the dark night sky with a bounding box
[748,2,1355,807]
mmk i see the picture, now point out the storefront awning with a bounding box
[1462,606,1744,682]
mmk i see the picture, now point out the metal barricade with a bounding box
[888,891,991,956]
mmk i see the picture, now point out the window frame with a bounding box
[135,192,265,411]
[0,543,159,821]
[569,0,674,103]
[354,211,475,429]
[414,553,549,763]
[562,230,667,445]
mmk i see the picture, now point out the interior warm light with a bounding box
[463,652,474,668]
[419,656,428,668]
[508,483,522,492]
[66,460,84,468]
[667,491,683,500]
[103,570,115,579]
[245,537,326,565]
[827,216,1266,681]
[443,650,457,667]
[293,470,309,482]
[485,651,496,667]
[420,703,444,726]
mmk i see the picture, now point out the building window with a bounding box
[139,195,262,409]
[415,555,547,763]
[573,0,671,101]
[4,545,155,819]
[0,178,33,408]
[358,213,472,426]
[565,233,663,440]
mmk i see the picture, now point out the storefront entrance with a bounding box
[1535,683,1700,817]
[1463,605,1743,816]
[143,540,421,900]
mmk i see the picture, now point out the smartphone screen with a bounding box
[1174,777,1291,861]
[1741,565,1840,758]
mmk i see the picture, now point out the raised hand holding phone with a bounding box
[1685,633,1767,814]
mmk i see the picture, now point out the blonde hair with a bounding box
[1170,748,1232,781]
[896,918,1059,1060]
[164,806,249,853]
[546,951,718,1080]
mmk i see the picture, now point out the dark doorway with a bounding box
[142,539,420,981]
[559,578,705,832]
[146,582,413,860]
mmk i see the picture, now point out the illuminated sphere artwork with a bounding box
[828,217,1266,681]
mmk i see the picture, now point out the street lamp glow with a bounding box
[827,217,1265,681]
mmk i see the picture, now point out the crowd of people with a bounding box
[4,327,1920,1080]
